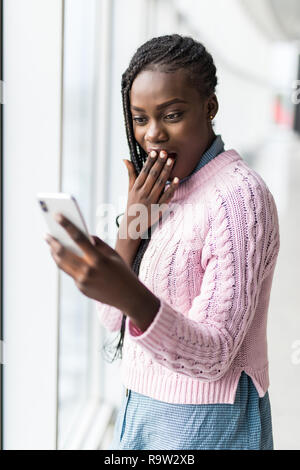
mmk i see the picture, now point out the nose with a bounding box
[145,120,168,144]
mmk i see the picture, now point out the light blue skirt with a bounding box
[108,371,274,450]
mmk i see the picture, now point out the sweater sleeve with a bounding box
[95,301,124,332]
[126,179,280,381]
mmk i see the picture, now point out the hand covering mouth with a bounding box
[147,149,177,158]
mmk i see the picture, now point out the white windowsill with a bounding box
[62,398,115,450]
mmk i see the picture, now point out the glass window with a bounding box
[58,0,98,448]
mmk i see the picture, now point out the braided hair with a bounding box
[102,34,218,363]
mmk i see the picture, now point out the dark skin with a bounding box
[45,68,218,332]
[128,68,218,182]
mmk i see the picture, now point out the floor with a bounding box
[251,127,300,450]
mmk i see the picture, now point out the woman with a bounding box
[45,34,280,450]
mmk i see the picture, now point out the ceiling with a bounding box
[240,0,300,41]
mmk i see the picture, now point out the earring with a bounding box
[210,115,214,120]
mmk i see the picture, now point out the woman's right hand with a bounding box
[121,150,179,239]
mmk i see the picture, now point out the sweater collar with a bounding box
[169,149,243,202]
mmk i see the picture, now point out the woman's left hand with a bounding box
[44,213,144,316]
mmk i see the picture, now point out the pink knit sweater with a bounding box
[96,149,280,404]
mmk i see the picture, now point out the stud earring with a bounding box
[210,115,214,120]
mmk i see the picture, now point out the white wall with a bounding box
[174,0,274,153]
[4,0,63,449]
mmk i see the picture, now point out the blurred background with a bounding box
[1,0,300,450]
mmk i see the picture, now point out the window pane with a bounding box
[58,0,97,448]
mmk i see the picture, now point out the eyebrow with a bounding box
[131,98,188,112]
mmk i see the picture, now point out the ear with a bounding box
[206,93,219,121]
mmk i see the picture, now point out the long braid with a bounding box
[102,34,218,363]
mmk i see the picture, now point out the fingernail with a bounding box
[54,213,63,223]
[150,151,156,158]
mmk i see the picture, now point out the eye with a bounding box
[165,112,183,121]
[132,117,147,125]
[132,112,184,125]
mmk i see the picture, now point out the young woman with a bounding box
[45,34,280,450]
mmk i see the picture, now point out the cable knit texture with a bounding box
[96,149,280,404]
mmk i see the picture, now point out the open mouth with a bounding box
[167,152,177,159]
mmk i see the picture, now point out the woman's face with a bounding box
[130,67,218,181]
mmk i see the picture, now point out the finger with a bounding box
[140,150,175,198]
[48,237,84,279]
[134,150,161,191]
[123,159,137,192]
[90,234,119,258]
[157,177,180,205]
[90,235,100,246]
[54,214,99,264]
[147,155,176,201]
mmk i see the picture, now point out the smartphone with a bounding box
[36,192,94,257]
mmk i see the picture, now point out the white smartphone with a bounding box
[36,192,94,257]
